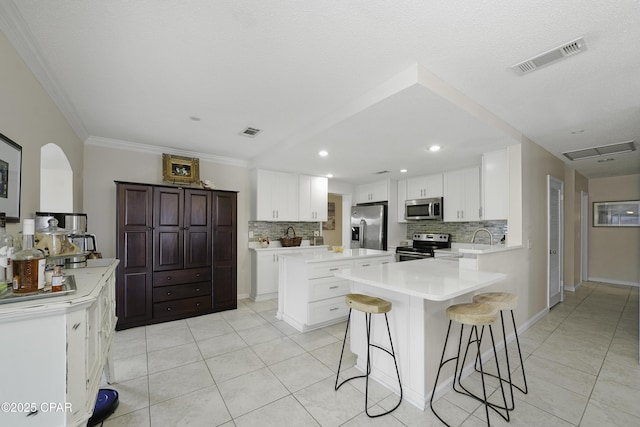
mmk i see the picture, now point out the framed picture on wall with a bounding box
[162,153,200,184]
[593,200,640,227]
[0,132,22,222]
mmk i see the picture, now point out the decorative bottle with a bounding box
[12,219,46,294]
[0,212,13,294]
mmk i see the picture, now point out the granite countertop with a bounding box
[334,258,506,301]
[279,248,392,263]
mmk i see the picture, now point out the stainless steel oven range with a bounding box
[396,233,451,261]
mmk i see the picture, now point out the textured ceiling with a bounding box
[1,0,639,183]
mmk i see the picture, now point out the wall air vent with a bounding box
[512,37,587,76]
[562,140,635,161]
[240,126,262,137]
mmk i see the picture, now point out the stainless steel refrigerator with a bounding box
[350,204,387,250]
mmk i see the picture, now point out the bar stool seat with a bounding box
[335,293,402,418]
[346,294,392,314]
[473,292,528,399]
[430,302,510,427]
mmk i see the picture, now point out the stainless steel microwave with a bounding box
[405,197,443,220]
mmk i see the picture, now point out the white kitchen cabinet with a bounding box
[299,175,328,221]
[355,180,389,204]
[0,260,118,427]
[406,173,443,199]
[250,246,327,301]
[443,167,481,222]
[251,169,299,221]
[482,149,509,220]
[397,179,407,223]
[280,251,395,332]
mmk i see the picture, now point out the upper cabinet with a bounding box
[251,169,299,221]
[482,149,509,220]
[443,167,481,222]
[406,173,443,199]
[355,180,389,204]
[299,175,328,221]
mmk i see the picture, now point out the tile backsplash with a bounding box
[248,221,321,243]
[406,220,508,245]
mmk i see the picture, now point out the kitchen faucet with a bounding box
[471,228,493,246]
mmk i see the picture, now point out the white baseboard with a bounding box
[564,282,582,292]
[588,277,640,287]
[237,293,250,300]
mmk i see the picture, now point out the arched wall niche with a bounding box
[40,143,73,212]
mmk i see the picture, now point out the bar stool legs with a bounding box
[429,302,510,427]
[335,294,402,418]
[472,292,529,406]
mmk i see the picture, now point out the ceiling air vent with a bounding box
[562,141,635,161]
[511,37,587,76]
[240,126,262,137]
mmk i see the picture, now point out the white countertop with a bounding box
[250,244,329,252]
[435,243,523,255]
[279,248,391,263]
[334,258,506,301]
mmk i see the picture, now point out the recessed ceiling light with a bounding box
[400,169,407,173]
[429,145,441,152]
[326,173,333,178]
[319,150,328,157]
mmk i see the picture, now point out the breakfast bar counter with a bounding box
[333,258,507,410]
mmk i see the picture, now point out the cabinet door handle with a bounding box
[329,307,339,311]
[329,285,339,289]
[329,267,340,271]
[195,288,200,292]
[196,302,201,307]
[361,263,370,267]
[166,291,172,296]
[166,276,172,281]
[195,273,201,277]
[73,323,81,330]
[166,307,172,311]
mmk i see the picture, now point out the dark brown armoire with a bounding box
[115,181,237,330]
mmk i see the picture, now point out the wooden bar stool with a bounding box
[430,302,510,427]
[472,292,529,407]
[335,293,402,417]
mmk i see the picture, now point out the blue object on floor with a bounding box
[87,389,119,426]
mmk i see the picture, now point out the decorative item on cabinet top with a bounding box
[162,153,200,184]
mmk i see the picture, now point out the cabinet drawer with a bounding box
[309,277,351,302]
[354,257,393,268]
[308,296,349,325]
[153,282,212,303]
[308,261,352,279]
[153,267,211,287]
[154,295,212,318]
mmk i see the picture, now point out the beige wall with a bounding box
[83,141,252,297]
[0,32,84,236]
[564,169,589,289]
[588,174,640,285]
[322,193,342,246]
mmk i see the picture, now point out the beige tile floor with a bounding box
[104,281,639,426]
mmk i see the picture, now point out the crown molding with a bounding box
[85,136,250,168]
[0,1,89,141]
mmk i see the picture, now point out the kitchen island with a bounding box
[334,258,507,410]
[277,249,394,332]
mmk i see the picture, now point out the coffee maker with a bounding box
[35,212,98,268]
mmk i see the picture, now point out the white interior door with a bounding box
[548,176,564,307]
